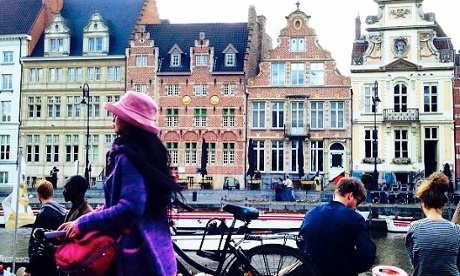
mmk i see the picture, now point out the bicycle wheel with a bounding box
[226,244,319,276]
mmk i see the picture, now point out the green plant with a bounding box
[362,157,384,164]
[392,157,411,165]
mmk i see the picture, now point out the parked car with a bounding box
[223,177,240,190]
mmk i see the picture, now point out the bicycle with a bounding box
[172,202,319,276]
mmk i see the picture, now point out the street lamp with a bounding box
[81,83,90,182]
[372,81,381,190]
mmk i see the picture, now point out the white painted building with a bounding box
[350,0,455,185]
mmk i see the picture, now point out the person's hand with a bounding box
[36,241,54,256]
[58,221,77,238]
[22,272,31,276]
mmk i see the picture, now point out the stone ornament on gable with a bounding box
[390,8,411,18]
[392,37,408,58]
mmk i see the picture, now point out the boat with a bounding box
[380,215,415,233]
[170,210,370,232]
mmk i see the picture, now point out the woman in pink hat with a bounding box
[59,91,182,275]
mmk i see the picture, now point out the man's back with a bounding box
[299,201,376,276]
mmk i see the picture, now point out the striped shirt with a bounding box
[406,218,460,276]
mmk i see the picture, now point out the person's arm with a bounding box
[353,218,376,273]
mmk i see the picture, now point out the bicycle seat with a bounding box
[222,204,259,222]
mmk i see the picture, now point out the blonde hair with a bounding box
[415,171,448,209]
[35,179,54,199]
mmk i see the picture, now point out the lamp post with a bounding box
[81,83,90,182]
[372,81,381,190]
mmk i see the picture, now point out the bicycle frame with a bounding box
[174,216,246,276]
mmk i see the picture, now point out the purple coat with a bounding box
[74,153,176,276]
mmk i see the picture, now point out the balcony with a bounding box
[383,108,419,122]
[283,124,310,139]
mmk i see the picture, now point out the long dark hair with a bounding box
[108,126,182,211]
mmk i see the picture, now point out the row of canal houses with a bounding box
[0,0,458,190]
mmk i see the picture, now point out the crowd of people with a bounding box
[14,90,460,276]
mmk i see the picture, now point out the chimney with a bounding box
[355,14,361,40]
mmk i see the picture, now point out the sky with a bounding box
[156,0,459,75]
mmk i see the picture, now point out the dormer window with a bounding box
[44,13,70,56]
[50,39,63,53]
[168,44,183,67]
[222,44,238,67]
[82,11,110,56]
[88,37,103,52]
[196,55,207,67]
[225,53,235,66]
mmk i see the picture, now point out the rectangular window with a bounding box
[1,101,11,122]
[290,102,305,135]
[29,68,43,82]
[330,102,344,129]
[67,67,81,82]
[105,95,120,117]
[105,134,117,148]
[222,143,235,165]
[194,108,207,127]
[65,134,79,162]
[50,38,63,53]
[28,96,42,118]
[252,101,266,128]
[185,142,197,164]
[222,108,235,127]
[394,130,408,158]
[166,84,179,96]
[271,63,285,86]
[134,84,148,93]
[206,143,216,164]
[2,51,13,63]
[26,134,40,162]
[365,129,377,158]
[90,134,99,164]
[171,54,180,67]
[254,140,265,172]
[195,55,207,66]
[310,102,324,129]
[107,66,121,81]
[222,83,236,96]
[290,63,304,86]
[48,68,63,82]
[310,63,324,85]
[2,74,12,90]
[88,37,103,52]
[166,108,179,127]
[0,135,10,160]
[289,37,305,52]
[194,84,207,96]
[0,172,8,184]
[271,141,284,172]
[310,141,324,172]
[47,96,61,118]
[363,85,373,113]
[225,53,235,66]
[88,96,100,118]
[45,134,59,162]
[423,84,438,112]
[167,142,179,164]
[424,127,438,140]
[135,55,148,67]
[66,96,81,118]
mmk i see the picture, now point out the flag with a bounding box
[331,171,345,185]
[2,154,35,230]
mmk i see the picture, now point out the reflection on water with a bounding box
[1,228,412,274]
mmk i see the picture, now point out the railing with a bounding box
[383,108,419,122]
[283,123,310,138]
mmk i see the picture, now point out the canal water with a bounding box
[0,228,412,275]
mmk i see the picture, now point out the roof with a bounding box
[0,0,43,35]
[31,0,145,56]
[146,23,248,73]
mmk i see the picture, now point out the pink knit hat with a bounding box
[104,91,160,134]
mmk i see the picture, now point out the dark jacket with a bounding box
[299,201,376,276]
[26,201,66,276]
[64,200,93,223]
